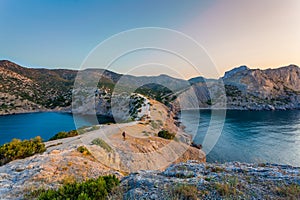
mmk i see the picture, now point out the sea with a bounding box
[0,112,112,144]
[0,110,299,166]
[181,109,300,167]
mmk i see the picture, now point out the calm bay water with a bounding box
[0,112,97,144]
[1,110,299,166]
[181,110,300,167]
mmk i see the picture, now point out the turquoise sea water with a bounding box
[181,110,300,167]
[0,112,111,144]
[0,111,299,166]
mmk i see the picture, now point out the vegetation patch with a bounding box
[158,130,176,140]
[77,125,100,135]
[274,183,300,199]
[49,130,78,141]
[49,126,100,141]
[150,120,159,129]
[77,146,91,155]
[91,138,113,152]
[135,83,174,105]
[31,175,119,200]
[225,85,242,97]
[169,184,198,200]
[0,136,46,166]
[213,176,241,197]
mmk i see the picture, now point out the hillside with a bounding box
[0,99,205,199]
[183,64,300,110]
[223,65,300,110]
[0,60,76,114]
[0,60,187,115]
[1,60,300,115]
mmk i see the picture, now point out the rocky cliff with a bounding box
[223,65,300,110]
[182,64,300,110]
[1,60,300,114]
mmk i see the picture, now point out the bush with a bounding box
[158,130,175,140]
[37,175,119,200]
[0,136,46,166]
[91,138,113,152]
[49,126,101,141]
[77,146,91,155]
[49,130,78,141]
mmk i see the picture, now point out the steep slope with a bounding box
[0,60,77,114]
[222,65,300,110]
[1,60,300,113]
[0,60,189,115]
[183,65,300,110]
[0,99,205,199]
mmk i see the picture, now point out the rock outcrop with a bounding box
[183,64,300,110]
[223,65,300,110]
[118,161,300,200]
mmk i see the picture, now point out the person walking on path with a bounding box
[122,131,126,140]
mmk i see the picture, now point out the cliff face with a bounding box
[179,65,300,110]
[222,65,300,110]
[1,60,300,113]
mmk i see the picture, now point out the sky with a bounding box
[1,0,300,79]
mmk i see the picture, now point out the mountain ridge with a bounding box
[1,60,299,115]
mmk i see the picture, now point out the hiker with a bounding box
[122,131,126,140]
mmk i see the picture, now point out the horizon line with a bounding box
[1,59,299,80]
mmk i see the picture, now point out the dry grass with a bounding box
[169,184,198,200]
[91,138,113,152]
[274,184,300,199]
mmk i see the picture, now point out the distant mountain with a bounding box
[1,60,299,115]
[223,65,249,79]
[0,60,77,114]
[0,60,188,115]
[222,64,300,110]
[184,64,300,110]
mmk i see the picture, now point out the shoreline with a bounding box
[2,106,300,117]
[0,108,72,116]
[181,107,300,111]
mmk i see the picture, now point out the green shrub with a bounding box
[77,146,91,155]
[37,175,119,200]
[49,126,101,141]
[158,130,175,140]
[91,138,113,152]
[0,136,46,166]
[49,130,78,141]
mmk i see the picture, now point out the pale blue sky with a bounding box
[1,0,300,78]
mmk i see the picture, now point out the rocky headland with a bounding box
[1,60,300,116]
[0,99,205,199]
[0,60,300,199]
